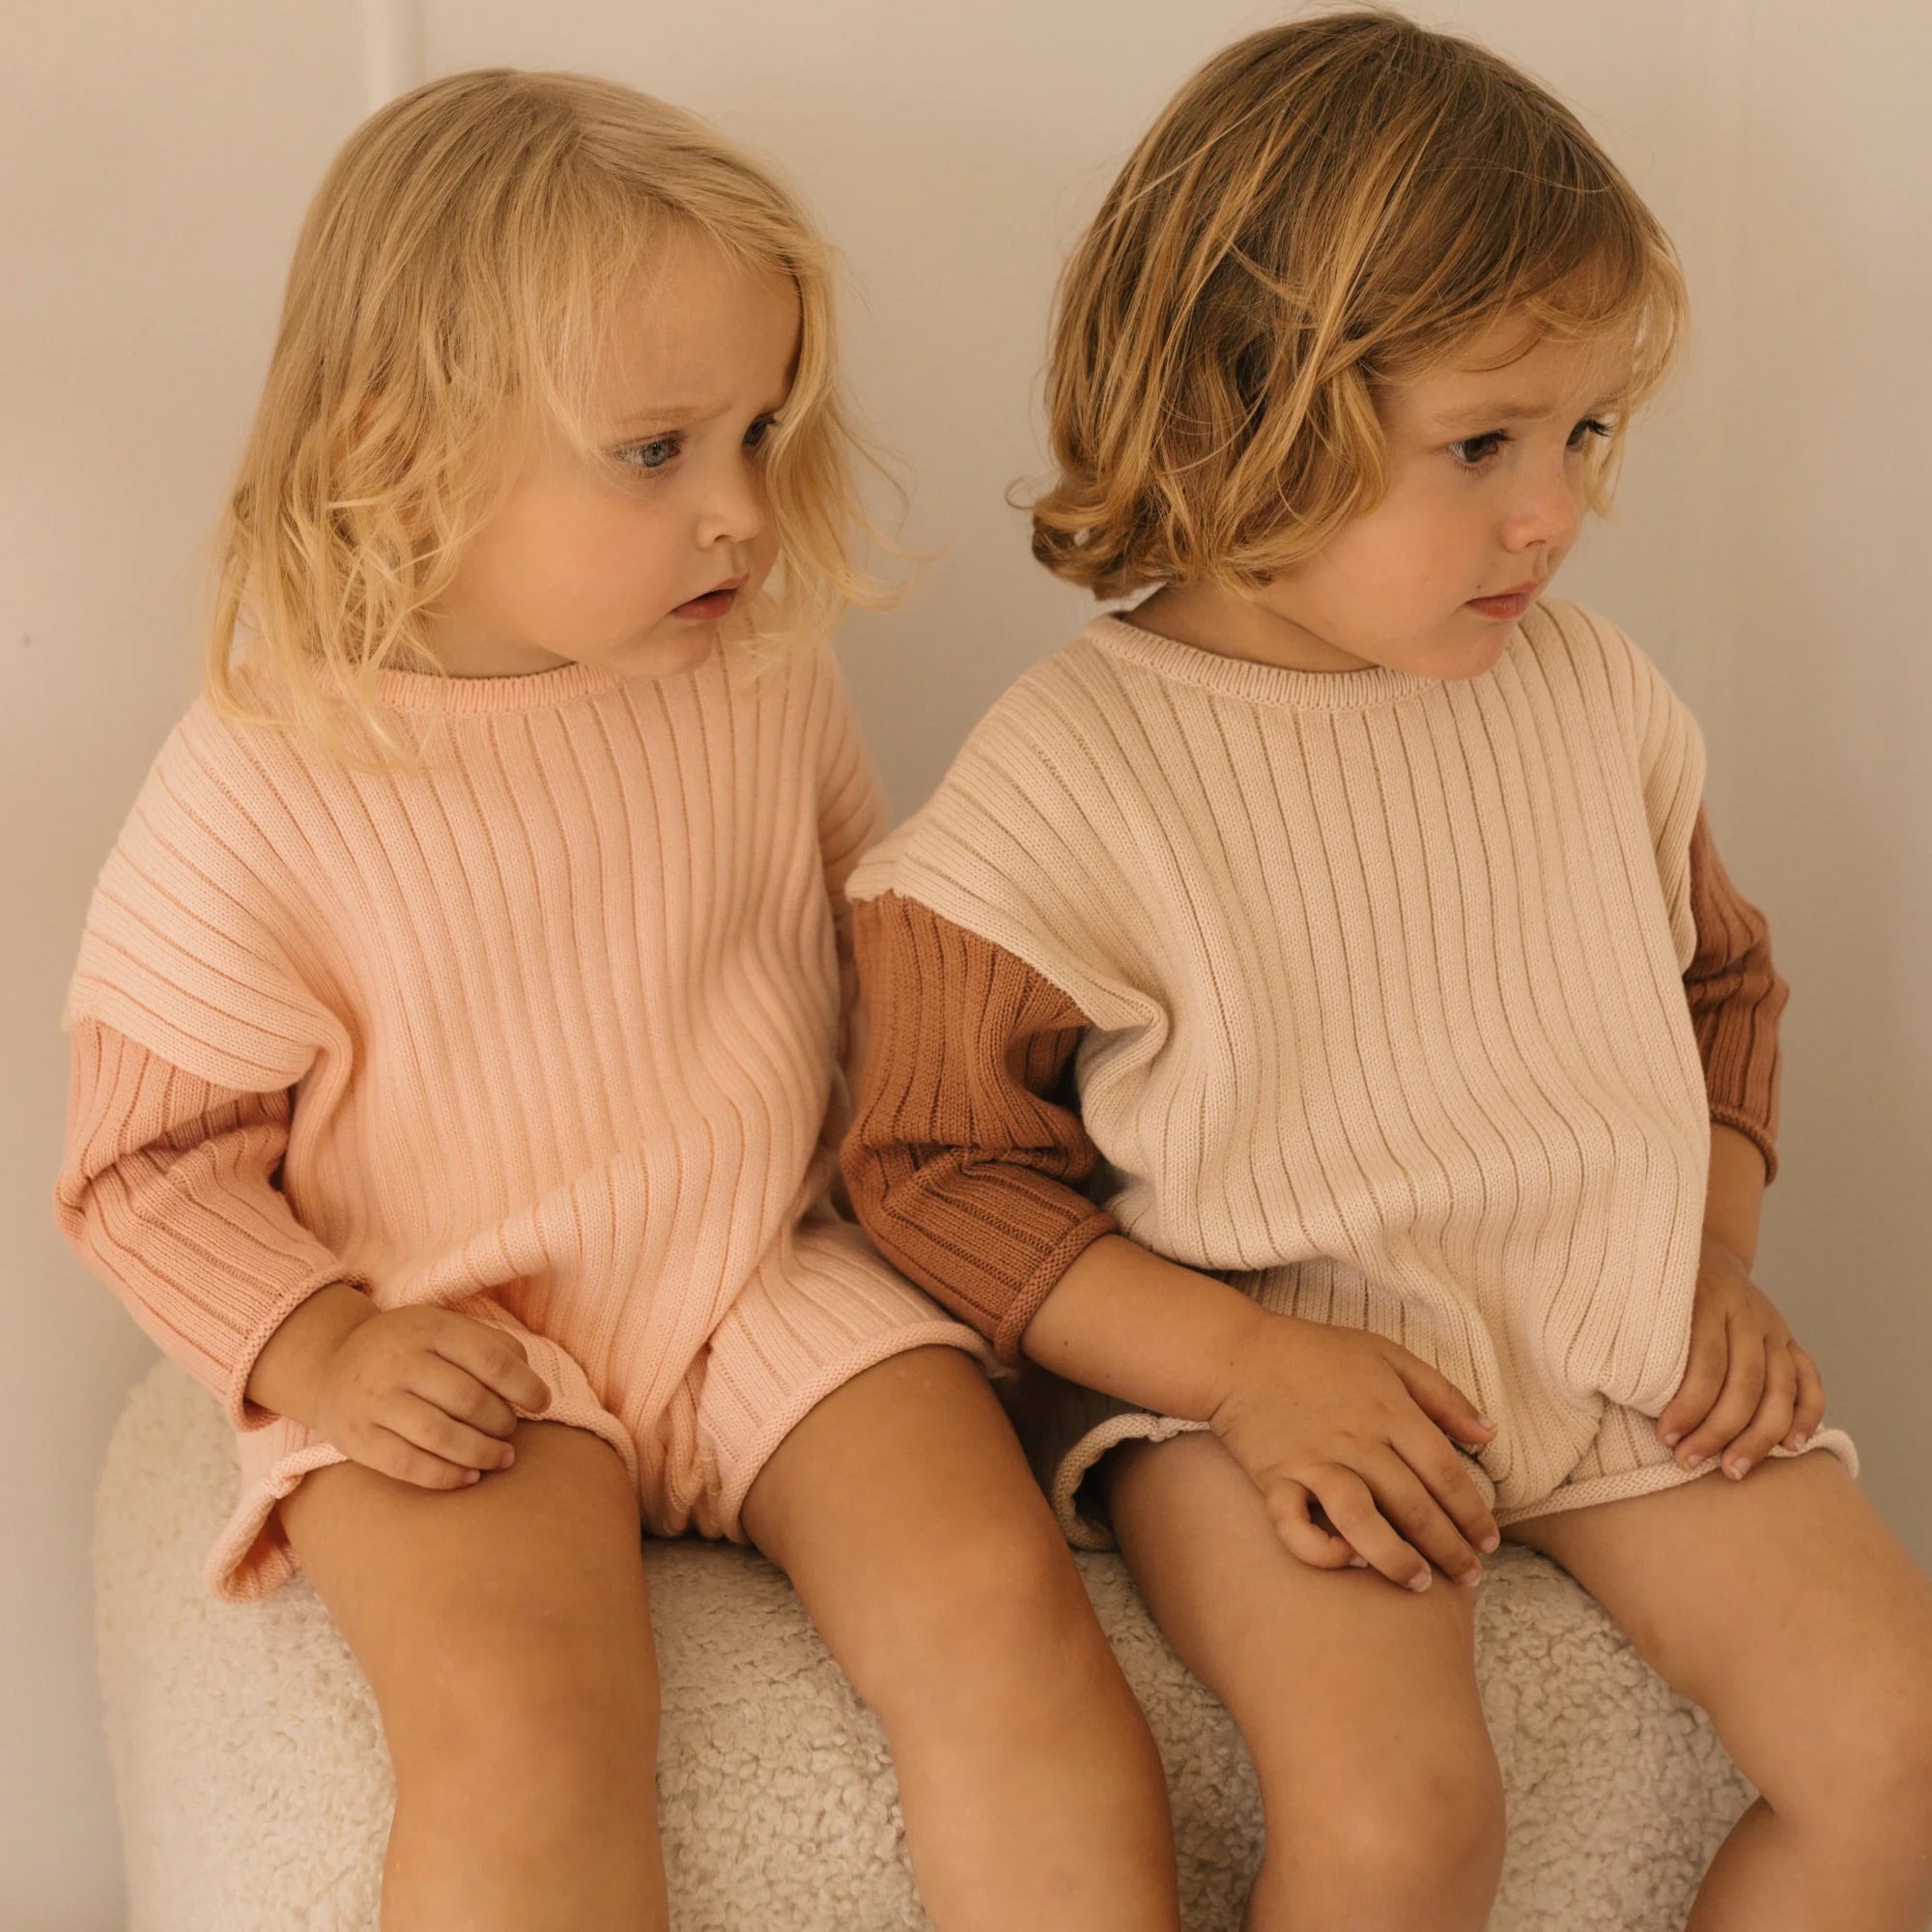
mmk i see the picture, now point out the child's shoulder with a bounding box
[925,620,1138,776]
[844,622,1147,910]
[119,686,323,853]
[88,684,345,969]
[1515,598,1707,799]
[1516,595,1686,720]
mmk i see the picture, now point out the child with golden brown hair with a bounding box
[845,13,1932,1928]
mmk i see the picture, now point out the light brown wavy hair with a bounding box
[1030,9,1690,600]
[207,68,888,756]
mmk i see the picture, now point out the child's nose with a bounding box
[1503,469,1584,554]
[696,456,767,550]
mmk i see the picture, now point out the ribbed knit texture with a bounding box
[845,598,1853,1527]
[58,640,984,1599]
[845,905,1116,1360]
[843,806,1785,1364]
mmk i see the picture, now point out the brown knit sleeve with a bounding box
[843,891,1117,1362]
[1684,806,1790,1182]
[55,1017,357,1428]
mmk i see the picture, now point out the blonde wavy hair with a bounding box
[1031,9,1690,599]
[207,68,887,753]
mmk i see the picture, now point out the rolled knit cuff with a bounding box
[1709,1105,1778,1187]
[224,1271,370,1434]
[992,1210,1119,1365]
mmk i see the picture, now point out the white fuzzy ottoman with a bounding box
[97,1358,1750,1929]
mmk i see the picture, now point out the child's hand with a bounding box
[1656,1235,1825,1481]
[249,1285,554,1490]
[310,1305,554,1488]
[1209,1312,1500,1592]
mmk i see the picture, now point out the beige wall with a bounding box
[4,1,1925,1918]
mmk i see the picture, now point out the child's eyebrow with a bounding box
[1429,395,1623,431]
[609,402,717,433]
[606,390,791,438]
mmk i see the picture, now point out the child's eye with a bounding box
[617,434,681,472]
[1448,431,1508,469]
[743,413,780,450]
[1568,416,1614,450]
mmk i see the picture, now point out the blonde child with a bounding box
[54,71,1179,1931]
[844,14,1932,1929]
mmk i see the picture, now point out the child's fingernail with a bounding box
[1792,1432,1810,1451]
[1661,1429,1682,1447]
[464,1470,481,1485]
[1407,1572,1432,1593]
[1478,1416,1498,1433]
[1348,1555,1369,1569]
[1726,1458,1748,1480]
[1481,1531,1501,1553]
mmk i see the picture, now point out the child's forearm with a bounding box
[1032,1124,1770,1416]
[1703,1120,1768,1269]
[1019,1234,1273,1421]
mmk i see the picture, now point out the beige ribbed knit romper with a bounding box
[57,641,990,1601]
[842,599,1855,1545]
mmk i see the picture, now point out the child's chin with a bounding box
[623,627,722,678]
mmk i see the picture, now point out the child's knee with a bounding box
[388,1595,660,1824]
[1256,1749,1505,1930]
[1795,1665,1932,1857]
[843,1508,1104,1718]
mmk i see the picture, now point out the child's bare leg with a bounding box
[1106,1430,1502,1932]
[740,1346,1179,1932]
[1507,1453,1932,1931]
[281,1421,667,1932]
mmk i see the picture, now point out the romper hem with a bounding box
[1042,1406,1859,1554]
[1491,1424,1859,1529]
[709,1321,997,1544]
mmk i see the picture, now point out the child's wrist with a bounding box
[1023,1234,1279,1421]
[244,1281,374,1424]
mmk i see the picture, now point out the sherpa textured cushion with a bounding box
[97,1358,1751,1929]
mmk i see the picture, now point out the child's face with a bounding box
[1145,314,1632,681]
[424,228,799,679]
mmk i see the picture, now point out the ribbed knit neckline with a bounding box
[374,658,634,715]
[1086,611,1445,713]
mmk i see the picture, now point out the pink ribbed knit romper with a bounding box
[58,639,990,1601]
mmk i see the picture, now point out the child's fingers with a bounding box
[1782,1347,1827,1450]
[1262,1480,1359,1572]
[386,1392,519,1472]
[1394,1420,1500,1556]
[431,1317,553,1414]
[1361,1449,1485,1586]
[1673,1328,1767,1467]
[1309,1467,1434,1593]
[1719,1343,1797,1479]
[1392,1355,1496,1452]
[1657,1313,1729,1448]
[408,1355,520,1441]
[359,1426,487,1492]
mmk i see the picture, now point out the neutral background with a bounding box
[5,0,1927,1920]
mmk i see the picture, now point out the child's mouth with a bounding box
[671,580,745,622]
[1466,582,1541,621]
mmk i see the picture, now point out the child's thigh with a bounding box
[740,1347,1090,1685]
[1107,1431,1494,1809]
[1506,1454,1932,1822]
[281,1419,658,1777]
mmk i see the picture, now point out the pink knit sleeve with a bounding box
[55,1016,358,1430]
